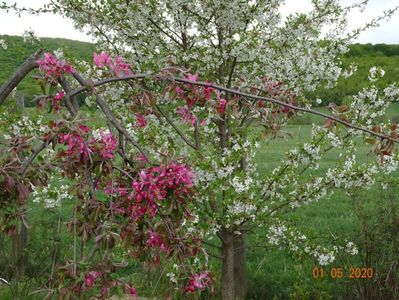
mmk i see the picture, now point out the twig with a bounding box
[156,104,198,150]
[95,94,150,162]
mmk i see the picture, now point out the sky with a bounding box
[0,0,399,44]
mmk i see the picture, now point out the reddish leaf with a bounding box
[17,182,30,202]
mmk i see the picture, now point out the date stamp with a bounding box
[312,267,374,279]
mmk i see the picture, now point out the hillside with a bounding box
[1,35,399,105]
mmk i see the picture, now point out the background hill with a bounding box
[1,35,399,105]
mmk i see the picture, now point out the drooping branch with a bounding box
[67,74,148,98]
[0,49,43,105]
[65,74,399,144]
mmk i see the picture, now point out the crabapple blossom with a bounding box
[37,52,74,78]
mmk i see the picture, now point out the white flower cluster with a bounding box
[52,0,377,93]
[326,131,343,147]
[31,176,73,209]
[267,221,359,266]
[227,200,257,225]
[326,154,379,190]
[92,128,110,140]
[22,28,41,44]
[12,115,46,138]
[0,39,7,50]
[368,66,385,82]
[379,154,399,174]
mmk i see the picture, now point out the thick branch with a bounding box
[0,49,43,105]
[58,76,78,116]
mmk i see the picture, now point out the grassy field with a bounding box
[1,104,399,299]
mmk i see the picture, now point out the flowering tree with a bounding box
[1,1,399,299]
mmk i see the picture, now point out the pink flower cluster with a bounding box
[146,230,169,252]
[89,130,118,159]
[37,53,74,78]
[84,271,103,288]
[216,91,227,116]
[130,162,195,219]
[59,125,91,160]
[175,73,221,125]
[52,90,65,113]
[93,52,133,77]
[185,272,211,293]
[135,113,147,128]
[59,126,117,160]
[177,106,197,127]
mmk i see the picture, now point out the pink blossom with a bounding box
[185,272,211,293]
[135,113,147,128]
[146,230,168,252]
[84,271,102,288]
[112,56,133,77]
[37,52,74,78]
[59,131,90,160]
[52,90,65,113]
[89,130,118,159]
[79,125,90,133]
[204,85,215,100]
[93,52,132,77]
[216,98,227,116]
[124,285,136,298]
[130,162,195,219]
[185,73,199,82]
[97,131,118,159]
[93,52,111,68]
[175,86,184,98]
[177,106,197,127]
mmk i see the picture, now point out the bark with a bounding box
[0,49,43,105]
[58,76,78,116]
[12,223,29,281]
[233,233,247,300]
[233,154,249,300]
[221,229,235,300]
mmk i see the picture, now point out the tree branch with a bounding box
[19,140,50,177]
[0,49,43,105]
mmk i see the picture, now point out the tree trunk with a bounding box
[233,233,247,300]
[12,223,28,282]
[221,229,235,300]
